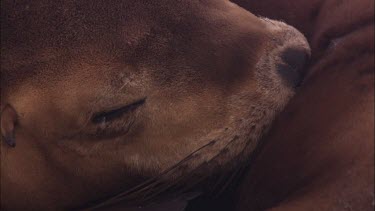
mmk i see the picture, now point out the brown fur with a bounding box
[226,0,374,210]
[1,1,310,210]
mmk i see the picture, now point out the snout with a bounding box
[261,18,311,87]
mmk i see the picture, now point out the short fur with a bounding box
[225,0,374,211]
[0,1,309,210]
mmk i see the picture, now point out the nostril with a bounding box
[277,48,310,87]
[281,48,310,75]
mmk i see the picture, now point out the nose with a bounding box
[277,47,310,87]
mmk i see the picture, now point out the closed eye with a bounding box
[91,98,146,124]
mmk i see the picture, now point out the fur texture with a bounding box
[226,0,374,211]
[1,1,310,210]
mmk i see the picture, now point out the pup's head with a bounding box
[1,0,310,209]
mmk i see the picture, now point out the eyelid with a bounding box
[91,98,146,124]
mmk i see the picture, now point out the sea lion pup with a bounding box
[1,0,310,210]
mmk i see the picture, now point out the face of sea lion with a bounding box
[1,0,310,210]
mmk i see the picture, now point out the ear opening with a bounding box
[1,104,18,147]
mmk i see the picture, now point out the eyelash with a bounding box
[91,98,145,124]
[89,98,146,138]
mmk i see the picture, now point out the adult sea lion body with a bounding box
[1,0,310,210]
[224,0,373,211]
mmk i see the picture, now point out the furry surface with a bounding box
[224,0,374,211]
[0,1,310,210]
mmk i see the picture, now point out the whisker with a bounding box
[84,139,217,210]
[169,135,243,197]
[94,134,238,208]
[84,123,259,210]
[209,130,258,196]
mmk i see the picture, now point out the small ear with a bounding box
[1,104,18,147]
